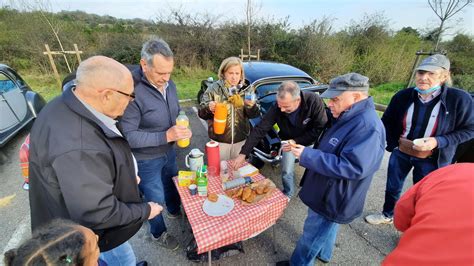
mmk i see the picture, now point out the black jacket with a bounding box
[29,87,150,251]
[240,91,327,156]
[382,86,474,167]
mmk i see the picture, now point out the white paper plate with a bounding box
[202,194,234,217]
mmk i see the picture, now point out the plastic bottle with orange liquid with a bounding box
[176,111,190,148]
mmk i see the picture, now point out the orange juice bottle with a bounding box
[176,111,190,148]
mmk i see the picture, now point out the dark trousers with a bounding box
[137,148,180,238]
[382,148,438,217]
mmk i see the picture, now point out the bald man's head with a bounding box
[76,56,131,91]
[74,56,134,119]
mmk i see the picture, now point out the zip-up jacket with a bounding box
[240,91,327,156]
[198,80,260,144]
[29,87,150,251]
[299,97,386,224]
[382,85,474,167]
[120,67,180,160]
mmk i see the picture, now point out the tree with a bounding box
[427,0,473,50]
[399,27,420,37]
[244,0,261,59]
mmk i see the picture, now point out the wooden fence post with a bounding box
[73,43,82,63]
[43,44,62,90]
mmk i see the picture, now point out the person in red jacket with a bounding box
[383,163,474,265]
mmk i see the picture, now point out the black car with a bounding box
[0,64,46,147]
[197,61,328,168]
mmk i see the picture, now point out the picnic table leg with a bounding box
[273,225,277,254]
[208,250,211,266]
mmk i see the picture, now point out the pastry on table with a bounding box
[208,193,218,202]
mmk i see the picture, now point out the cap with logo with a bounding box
[415,54,450,72]
[321,72,369,98]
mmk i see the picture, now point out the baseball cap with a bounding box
[415,54,450,72]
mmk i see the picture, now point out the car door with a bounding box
[0,71,28,133]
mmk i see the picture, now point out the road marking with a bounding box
[0,194,16,207]
[192,106,208,130]
[1,215,30,263]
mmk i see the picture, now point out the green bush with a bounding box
[371,82,405,105]
[10,58,32,70]
[453,74,474,93]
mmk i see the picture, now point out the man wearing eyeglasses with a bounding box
[29,56,163,265]
[120,37,191,251]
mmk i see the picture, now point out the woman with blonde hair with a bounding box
[198,57,260,161]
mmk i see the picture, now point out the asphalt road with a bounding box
[0,103,412,265]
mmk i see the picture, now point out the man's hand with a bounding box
[281,140,293,152]
[136,175,141,185]
[230,154,246,170]
[166,125,192,142]
[291,144,305,159]
[208,101,216,113]
[148,202,163,220]
[412,137,438,151]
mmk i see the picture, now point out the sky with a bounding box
[12,0,474,38]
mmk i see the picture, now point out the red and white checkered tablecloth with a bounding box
[173,163,289,254]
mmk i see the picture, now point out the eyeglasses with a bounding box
[108,88,135,101]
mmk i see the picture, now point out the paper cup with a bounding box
[189,184,197,195]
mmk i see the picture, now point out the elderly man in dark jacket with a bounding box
[278,73,386,265]
[366,54,474,225]
[231,81,327,197]
[29,56,163,265]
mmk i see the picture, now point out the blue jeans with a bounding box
[281,151,296,197]
[382,148,438,217]
[137,148,180,238]
[99,241,136,266]
[291,208,339,265]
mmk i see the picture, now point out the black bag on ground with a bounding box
[185,237,244,262]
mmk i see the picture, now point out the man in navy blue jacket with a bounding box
[120,37,192,250]
[365,54,474,225]
[278,73,386,265]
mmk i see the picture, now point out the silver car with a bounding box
[0,64,46,147]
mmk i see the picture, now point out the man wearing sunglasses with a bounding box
[28,56,163,265]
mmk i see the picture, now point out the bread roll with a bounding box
[208,193,218,202]
[246,191,257,203]
[242,187,252,201]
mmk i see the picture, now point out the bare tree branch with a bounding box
[427,0,473,50]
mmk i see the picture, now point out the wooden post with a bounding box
[257,49,260,61]
[43,44,62,90]
[73,43,82,63]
